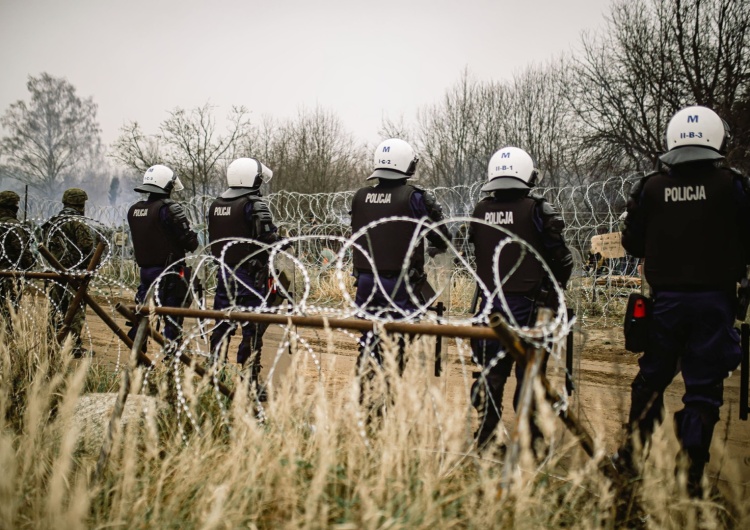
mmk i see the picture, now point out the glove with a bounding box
[427,246,446,258]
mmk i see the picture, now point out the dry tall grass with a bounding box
[0,302,747,529]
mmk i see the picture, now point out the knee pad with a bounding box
[674,401,719,462]
[471,372,507,413]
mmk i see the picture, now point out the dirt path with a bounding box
[77,300,750,489]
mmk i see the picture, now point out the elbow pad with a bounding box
[423,190,446,222]
[540,200,565,238]
[422,190,449,249]
[166,201,198,251]
[550,247,574,288]
[251,200,279,243]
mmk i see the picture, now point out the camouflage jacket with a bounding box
[43,207,95,269]
[0,207,34,270]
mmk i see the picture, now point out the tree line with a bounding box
[1,0,748,202]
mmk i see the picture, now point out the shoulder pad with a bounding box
[729,167,745,178]
[628,172,656,198]
[409,184,426,193]
[251,199,273,222]
[539,199,560,217]
[166,200,188,220]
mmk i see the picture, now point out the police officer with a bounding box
[44,188,95,357]
[617,106,749,496]
[207,158,281,397]
[468,146,573,452]
[350,138,450,376]
[127,165,198,347]
[0,190,34,331]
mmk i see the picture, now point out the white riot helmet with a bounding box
[221,158,273,199]
[482,147,541,192]
[368,138,419,180]
[660,105,730,166]
[134,164,184,194]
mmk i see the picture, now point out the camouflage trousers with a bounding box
[0,278,24,334]
[48,282,87,352]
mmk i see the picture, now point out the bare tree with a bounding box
[109,121,162,178]
[255,106,367,194]
[111,103,252,196]
[570,0,750,175]
[161,104,251,196]
[504,60,586,188]
[408,65,581,191]
[0,73,101,197]
[415,70,509,189]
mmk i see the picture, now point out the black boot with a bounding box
[472,373,507,452]
[242,352,266,402]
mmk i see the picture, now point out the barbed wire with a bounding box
[1,179,643,451]
[12,175,641,324]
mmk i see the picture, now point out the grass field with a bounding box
[1,294,749,529]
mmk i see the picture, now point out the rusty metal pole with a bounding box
[122,304,502,341]
[0,271,89,280]
[37,245,155,368]
[55,241,107,344]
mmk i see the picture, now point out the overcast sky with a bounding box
[0,0,608,149]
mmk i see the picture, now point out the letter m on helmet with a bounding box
[688,115,699,123]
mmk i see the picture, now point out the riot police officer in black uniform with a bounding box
[617,106,749,496]
[127,165,198,346]
[468,146,573,452]
[350,138,450,378]
[208,157,281,398]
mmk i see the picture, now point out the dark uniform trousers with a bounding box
[209,264,268,366]
[354,272,418,372]
[470,295,549,448]
[629,290,741,464]
[128,266,189,344]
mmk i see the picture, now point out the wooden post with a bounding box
[37,245,155,367]
[55,241,107,344]
[487,312,596,460]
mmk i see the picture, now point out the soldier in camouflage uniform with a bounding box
[0,191,34,332]
[44,188,95,357]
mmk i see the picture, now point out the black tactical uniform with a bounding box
[207,190,280,375]
[469,186,573,450]
[127,193,198,344]
[350,177,450,376]
[620,162,750,493]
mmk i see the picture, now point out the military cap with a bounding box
[62,188,88,205]
[0,190,21,208]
